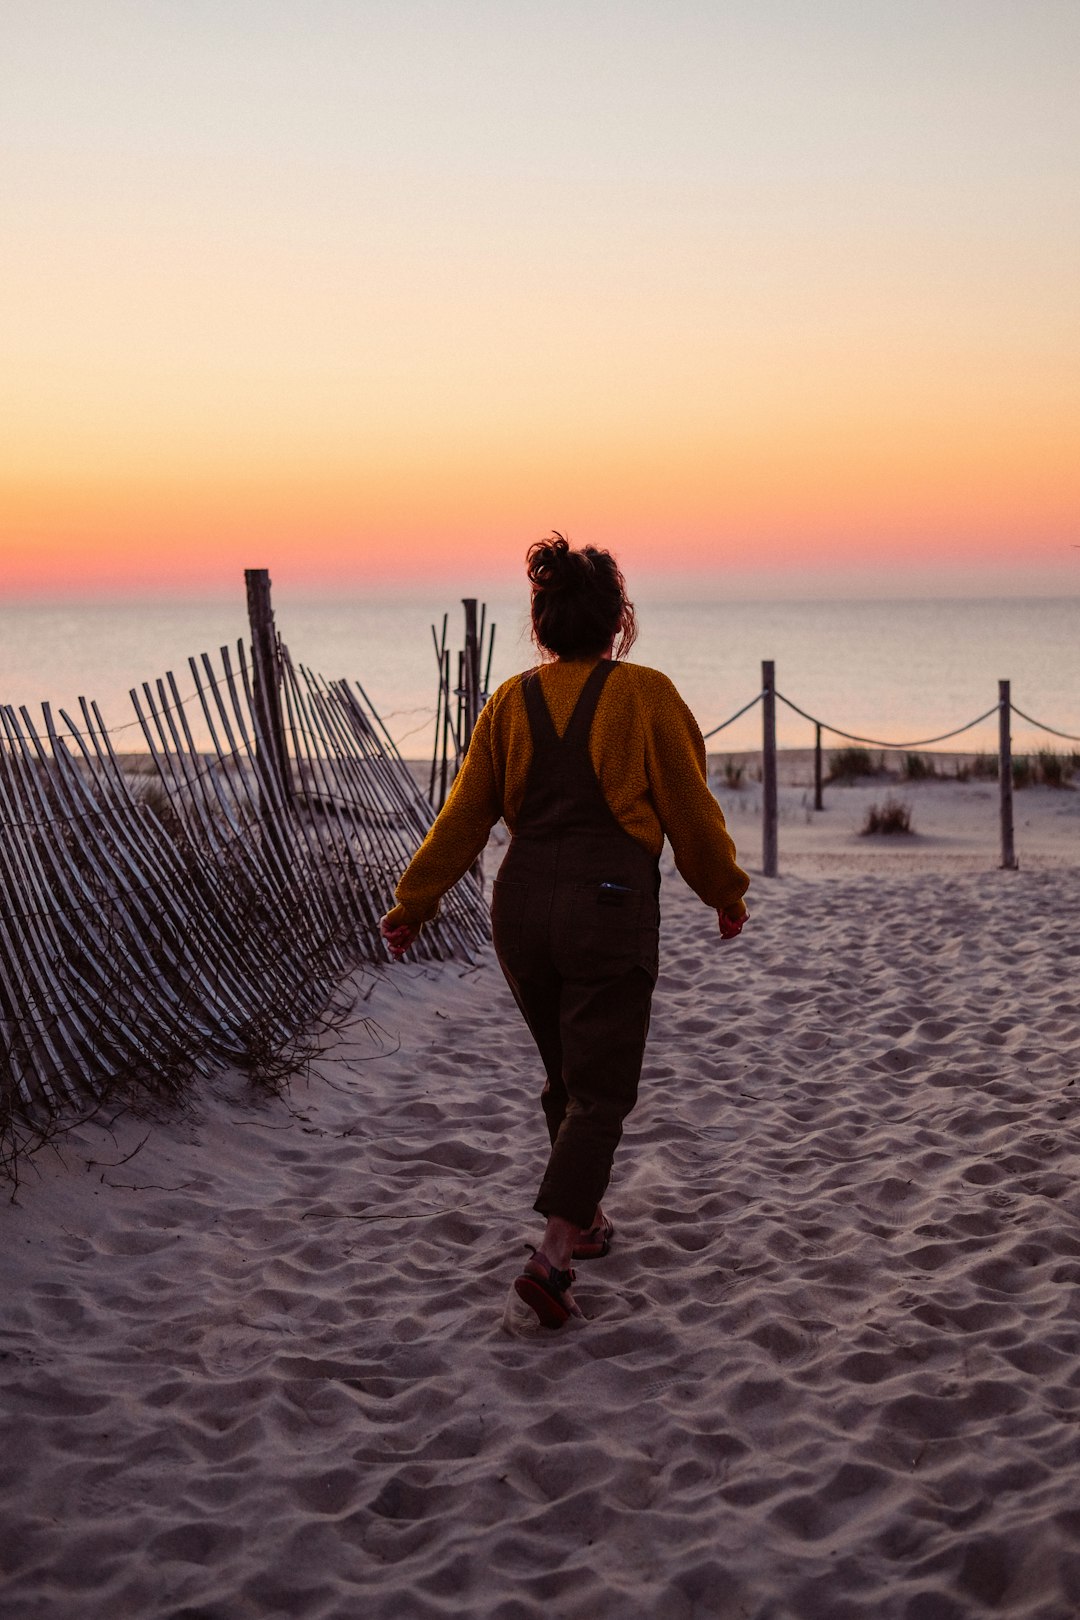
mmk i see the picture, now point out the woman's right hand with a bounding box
[717,906,747,941]
[380,915,421,959]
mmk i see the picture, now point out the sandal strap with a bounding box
[524,1256,575,1296]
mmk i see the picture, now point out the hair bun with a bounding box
[526,533,582,592]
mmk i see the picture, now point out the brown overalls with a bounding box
[491,660,661,1229]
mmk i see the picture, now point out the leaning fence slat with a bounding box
[83,698,259,1049]
[14,705,170,1079]
[54,708,226,1058]
[42,708,217,1063]
[140,673,306,1028]
[279,654,378,954]
[0,749,77,1107]
[303,666,444,954]
[67,702,248,1052]
[265,672,356,975]
[430,614,448,803]
[338,678,487,957]
[0,709,120,1094]
[139,678,309,1042]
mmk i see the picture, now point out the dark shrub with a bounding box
[860,797,914,836]
[1037,750,1073,788]
[828,746,878,783]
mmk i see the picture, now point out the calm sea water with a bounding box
[0,594,1076,760]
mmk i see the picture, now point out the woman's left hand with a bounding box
[717,907,747,940]
[380,916,421,959]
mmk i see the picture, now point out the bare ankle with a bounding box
[538,1215,580,1272]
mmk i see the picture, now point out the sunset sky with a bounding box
[2,0,1078,598]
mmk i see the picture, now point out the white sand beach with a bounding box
[2,780,1080,1619]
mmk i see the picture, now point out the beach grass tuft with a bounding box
[971,753,999,780]
[860,796,914,836]
[828,746,881,783]
[1036,750,1075,789]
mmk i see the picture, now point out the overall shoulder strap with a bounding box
[561,660,617,751]
[520,669,560,749]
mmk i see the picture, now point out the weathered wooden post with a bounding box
[462,598,480,753]
[814,722,824,811]
[245,568,291,804]
[762,659,778,877]
[455,649,466,757]
[999,678,1017,870]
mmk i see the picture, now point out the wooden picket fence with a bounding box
[0,575,487,1172]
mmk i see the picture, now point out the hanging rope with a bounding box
[1009,704,1080,745]
[774,692,1001,751]
[702,690,765,741]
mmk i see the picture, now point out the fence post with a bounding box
[762,660,778,877]
[462,598,480,753]
[245,568,291,804]
[814,722,824,811]
[998,678,1017,871]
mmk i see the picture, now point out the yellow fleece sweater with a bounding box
[388,659,750,928]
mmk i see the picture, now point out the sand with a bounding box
[2,781,1080,1619]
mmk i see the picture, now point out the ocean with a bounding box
[0,593,1076,761]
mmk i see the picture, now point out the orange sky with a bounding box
[2,2,1078,598]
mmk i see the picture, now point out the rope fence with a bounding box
[700,662,1078,878]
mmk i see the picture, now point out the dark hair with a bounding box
[526,533,637,660]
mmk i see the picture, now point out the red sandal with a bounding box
[572,1216,614,1260]
[514,1255,577,1329]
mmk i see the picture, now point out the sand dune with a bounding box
[3,847,1080,1618]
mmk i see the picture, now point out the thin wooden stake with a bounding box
[462,599,480,754]
[430,613,448,802]
[483,622,496,700]
[440,649,452,809]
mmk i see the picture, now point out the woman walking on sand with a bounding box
[381,536,749,1328]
